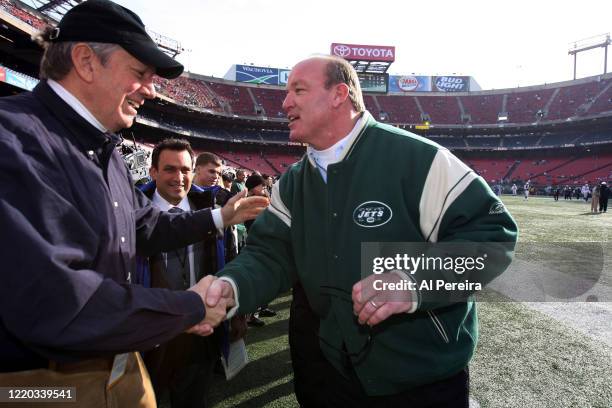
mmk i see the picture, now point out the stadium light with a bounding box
[568,33,611,79]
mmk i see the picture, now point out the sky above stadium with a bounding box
[114,0,612,90]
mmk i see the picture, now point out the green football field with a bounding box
[206,195,612,408]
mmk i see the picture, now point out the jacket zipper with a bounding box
[428,310,450,344]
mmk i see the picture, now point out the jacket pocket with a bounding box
[428,310,450,344]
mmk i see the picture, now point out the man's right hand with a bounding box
[205,278,235,309]
[186,276,234,336]
[221,190,269,226]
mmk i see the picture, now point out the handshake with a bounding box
[186,276,236,336]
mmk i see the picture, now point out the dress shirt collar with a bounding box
[47,79,108,133]
[152,189,191,212]
[306,111,370,180]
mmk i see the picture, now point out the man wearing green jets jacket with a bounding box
[207,55,518,407]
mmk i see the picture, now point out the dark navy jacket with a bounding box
[0,81,217,372]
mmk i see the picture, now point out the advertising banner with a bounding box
[389,75,431,92]
[235,64,279,85]
[331,43,395,62]
[3,68,38,91]
[432,76,470,92]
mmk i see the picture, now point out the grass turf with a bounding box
[205,194,612,407]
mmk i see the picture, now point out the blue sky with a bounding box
[112,0,612,90]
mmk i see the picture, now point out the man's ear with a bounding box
[149,166,158,181]
[332,83,350,108]
[70,43,97,83]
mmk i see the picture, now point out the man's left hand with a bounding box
[352,273,415,326]
[221,190,269,226]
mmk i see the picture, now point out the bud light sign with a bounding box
[432,76,469,92]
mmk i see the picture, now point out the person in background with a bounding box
[581,183,590,202]
[243,173,277,327]
[194,152,222,189]
[221,171,235,190]
[140,140,244,408]
[231,169,246,194]
[591,183,600,213]
[599,181,609,213]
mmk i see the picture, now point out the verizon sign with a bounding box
[331,43,395,62]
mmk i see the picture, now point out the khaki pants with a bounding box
[592,195,600,212]
[0,352,156,408]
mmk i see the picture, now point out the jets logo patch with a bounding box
[353,201,393,228]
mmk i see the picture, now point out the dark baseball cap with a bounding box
[49,0,183,79]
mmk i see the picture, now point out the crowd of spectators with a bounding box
[0,0,48,30]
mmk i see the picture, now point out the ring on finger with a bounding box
[370,300,379,308]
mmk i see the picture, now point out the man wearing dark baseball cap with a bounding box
[46,0,183,79]
[0,1,269,407]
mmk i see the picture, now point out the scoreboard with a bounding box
[357,73,388,94]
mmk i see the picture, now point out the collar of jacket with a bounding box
[33,80,122,153]
[305,110,375,170]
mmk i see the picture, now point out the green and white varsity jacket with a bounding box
[218,112,518,395]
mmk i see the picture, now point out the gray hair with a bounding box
[33,26,120,80]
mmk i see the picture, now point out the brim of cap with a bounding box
[123,40,184,79]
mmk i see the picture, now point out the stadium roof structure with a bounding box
[17,0,184,57]
[19,0,82,22]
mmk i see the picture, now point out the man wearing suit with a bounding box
[140,139,242,408]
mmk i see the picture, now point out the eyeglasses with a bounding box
[319,285,374,360]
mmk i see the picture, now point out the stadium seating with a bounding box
[503,135,540,149]
[587,83,612,115]
[363,95,379,117]
[154,76,224,112]
[151,72,612,127]
[462,158,516,183]
[376,95,421,123]
[465,136,501,149]
[458,94,504,124]
[213,150,277,175]
[2,2,611,186]
[546,80,608,120]
[505,88,555,123]
[511,157,570,183]
[250,87,287,118]
[428,136,466,149]
[206,81,257,116]
[417,95,462,125]
[546,154,612,184]
[265,152,303,172]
